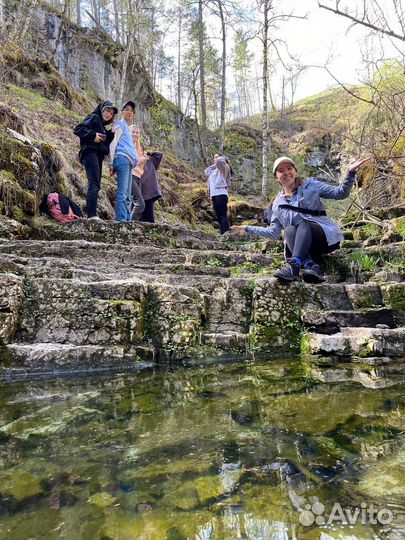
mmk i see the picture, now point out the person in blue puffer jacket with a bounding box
[231,155,371,283]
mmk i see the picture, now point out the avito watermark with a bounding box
[299,502,394,527]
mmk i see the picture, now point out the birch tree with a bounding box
[261,0,270,198]
[212,0,227,151]
[76,0,81,25]
[0,0,4,28]
[198,0,207,133]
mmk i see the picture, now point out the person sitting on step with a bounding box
[230,155,371,283]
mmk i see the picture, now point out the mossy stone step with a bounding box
[5,342,153,375]
[301,307,395,334]
[303,327,405,358]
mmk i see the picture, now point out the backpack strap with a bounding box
[278,204,326,217]
[58,194,71,215]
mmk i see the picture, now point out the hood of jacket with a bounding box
[91,101,115,125]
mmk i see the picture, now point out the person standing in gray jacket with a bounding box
[231,155,371,283]
[204,153,232,234]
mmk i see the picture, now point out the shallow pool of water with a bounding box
[0,358,404,540]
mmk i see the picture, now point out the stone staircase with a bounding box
[0,218,404,382]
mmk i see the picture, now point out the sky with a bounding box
[273,0,404,102]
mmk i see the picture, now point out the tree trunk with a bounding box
[119,34,134,103]
[217,0,226,152]
[14,0,38,44]
[193,79,206,163]
[198,0,207,130]
[261,0,270,199]
[112,0,121,43]
[268,77,276,112]
[91,0,99,25]
[76,0,81,25]
[150,7,156,89]
[53,0,69,64]
[0,0,4,29]
[177,11,182,110]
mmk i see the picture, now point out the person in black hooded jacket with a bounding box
[74,101,118,219]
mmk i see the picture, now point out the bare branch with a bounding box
[318,1,405,41]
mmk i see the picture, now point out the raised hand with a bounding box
[348,156,372,172]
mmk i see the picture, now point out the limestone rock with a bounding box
[0,274,24,343]
[303,328,405,358]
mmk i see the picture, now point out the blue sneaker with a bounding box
[302,263,325,283]
[274,259,301,282]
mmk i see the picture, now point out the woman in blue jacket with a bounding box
[231,155,371,283]
[109,101,139,222]
[73,101,118,219]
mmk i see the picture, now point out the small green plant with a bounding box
[394,218,405,238]
[348,251,379,271]
[207,257,223,267]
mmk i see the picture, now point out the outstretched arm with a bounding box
[230,220,282,240]
[313,156,372,200]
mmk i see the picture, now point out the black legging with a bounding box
[212,194,230,234]
[81,151,104,218]
[284,222,339,261]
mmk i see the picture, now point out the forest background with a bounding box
[0,0,404,229]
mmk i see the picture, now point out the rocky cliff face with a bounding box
[24,4,155,116]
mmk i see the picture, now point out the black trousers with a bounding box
[81,151,104,218]
[141,199,155,223]
[131,176,145,221]
[284,221,339,261]
[212,194,230,234]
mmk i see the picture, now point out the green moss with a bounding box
[0,169,36,217]
[149,94,180,145]
[394,216,405,237]
[0,134,38,186]
[382,284,405,310]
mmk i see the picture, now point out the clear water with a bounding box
[0,358,404,540]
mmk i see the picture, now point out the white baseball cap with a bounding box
[273,156,296,174]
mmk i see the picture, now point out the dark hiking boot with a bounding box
[274,259,301,282]
[302,263,325,283]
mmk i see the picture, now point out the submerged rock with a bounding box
[0,404,101,440]
[0,459,60,502]
[357,449,405,498]
[88,491,118,509]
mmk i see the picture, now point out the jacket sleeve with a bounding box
[309,171,356,200]
[150,152,163,170]
[245,216,283,240]
[109,126,122,164]
[216,157,230,179]
[106,129,115,145]
[204,165,215,176]
[73,114,98,143]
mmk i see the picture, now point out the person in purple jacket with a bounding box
[139,146,163,223]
